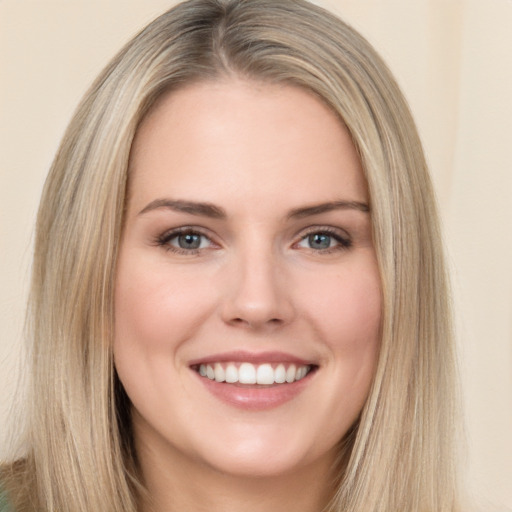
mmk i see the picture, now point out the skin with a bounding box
[114,79,382,512]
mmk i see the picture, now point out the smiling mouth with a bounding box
[192,362,316,386]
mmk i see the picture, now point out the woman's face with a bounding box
[114,79,381,479]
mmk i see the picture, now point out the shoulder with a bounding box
[0,462,23,512]
[0,487,13,512]
[1,459,36,512]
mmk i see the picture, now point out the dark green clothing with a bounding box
[0,488,12,512]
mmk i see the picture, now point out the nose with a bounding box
[220,247,295,329]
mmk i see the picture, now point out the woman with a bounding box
[0,0,462,510]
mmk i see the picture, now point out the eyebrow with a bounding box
[138,198,369,219]
[138,199,226,218]
[287,200,370,219]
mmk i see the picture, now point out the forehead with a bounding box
[127,79,368,216]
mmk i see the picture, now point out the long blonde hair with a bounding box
[2,1,461,510]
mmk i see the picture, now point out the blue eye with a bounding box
[173,233,204,250]
[306,233,333,250]
[157,229,213,253]
[297,230,351,252]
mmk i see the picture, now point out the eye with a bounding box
[156,228,215,254]
[296,229,351,252]
[171,232,208,250]
[302,233,334,250]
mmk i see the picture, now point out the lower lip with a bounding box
[194,371,314,410]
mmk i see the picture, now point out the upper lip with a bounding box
[188,350,316,367]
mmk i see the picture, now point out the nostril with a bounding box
[229,316,283,328]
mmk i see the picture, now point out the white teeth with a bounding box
[275,364,286,383]
[256,363,274,385]
[285,364,296,383]
[239,362,257,384]
[197,362,311,385]
[225,363,238,383]
[214,363,225,382]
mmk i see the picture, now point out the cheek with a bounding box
[300,258,381,410]
[304,262,382,354]
[285,261,381,450]
[113,253,215,427]
[114,254,215,354]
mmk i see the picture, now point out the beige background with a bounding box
[1,1,511,510]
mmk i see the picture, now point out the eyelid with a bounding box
[155,226,220,254]
[154,224,352,255]
[293,225,352,251]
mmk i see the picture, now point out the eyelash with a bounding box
[154,226,352,255]
[296,226,352,253]
[155,227,214,255]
